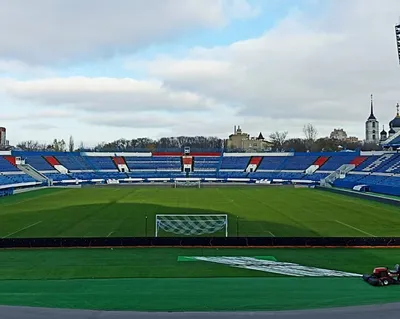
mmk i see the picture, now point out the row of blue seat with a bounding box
[0,174,36,185]
[0,157,19,172]
[4,154,385,173]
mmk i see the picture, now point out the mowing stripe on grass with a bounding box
[2,221,42,239]
[0,189,69,210]
[335,220,376,237]
[107,231,114,237]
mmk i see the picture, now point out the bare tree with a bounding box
[303,123,318,151]
[303,123,318,141]
[16,140,48,151]
[68,135,75,152]
[269,131,288,151]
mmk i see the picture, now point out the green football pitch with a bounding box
[0,186,399,238]
[1,187,400,312]
[1,247,400,311]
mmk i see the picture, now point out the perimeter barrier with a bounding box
[1,236,400,248]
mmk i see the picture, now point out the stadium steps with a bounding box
[16,163,49,183]
[321,164,356,186]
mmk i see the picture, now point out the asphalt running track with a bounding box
[2,303,400,319]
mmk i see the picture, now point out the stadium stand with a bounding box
[25,155,56,171]
[193,156,219,171]
[125,156,181,171]
[318,155,356,171]
[219,156,250,170]
[55,154,94,171]
[86,156,118,170]
[0,150,399,196]
[0,156,19,172]
[279,155,318,171]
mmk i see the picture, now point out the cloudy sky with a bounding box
[1,0,400,147]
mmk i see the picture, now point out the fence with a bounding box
[1,236,400,248]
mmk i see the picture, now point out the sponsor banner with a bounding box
[180,256,361,277]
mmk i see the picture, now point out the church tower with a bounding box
[365,94,379,143]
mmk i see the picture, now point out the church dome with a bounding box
[389,116,400,128]
[380,127,387,135]
[389,103,400,128]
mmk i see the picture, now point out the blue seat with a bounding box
[279,156,318,170]
[0,157,19,172]
[125,157,181,171]
[257,157,287,170]
[220,157,250,170]
[193,157,219,171]
[320,156,355,171]
[25,156,55,171]
[85,156,117,170]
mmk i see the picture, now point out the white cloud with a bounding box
[0,0,258,64]
[124,0,400,139]
[21,123,58,131]
[0,108,72,121]
[0,60,53,76]
[3,0,400,144]
[2,77,227,114]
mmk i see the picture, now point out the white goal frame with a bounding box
[155,214,228,237]
[173,180,201,188]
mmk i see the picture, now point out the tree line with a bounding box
[268,124,381,152]
[13,136,225,152]
[10,124,383,152]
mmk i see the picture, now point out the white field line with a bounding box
[335,220,376,237]
[267,231,275,237]
[107,231,114,237]
[2,221,42,239]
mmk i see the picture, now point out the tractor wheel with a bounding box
[382,279,389,286]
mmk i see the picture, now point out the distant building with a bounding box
[373,102,400,145]
[227,126,273,152]
[346,136,360,143]
[330,129,348,140]
[0,127,6,146]
[365,94,379,144]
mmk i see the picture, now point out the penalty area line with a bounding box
[2,221,43,239]
[267,231,275,237]
[335,220,376,237]
[107,231,114,237]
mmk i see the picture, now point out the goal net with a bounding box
[173,180,201,188]
[155,214,228,237]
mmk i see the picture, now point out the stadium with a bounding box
[1,146,400,317]
[2,2,400,319]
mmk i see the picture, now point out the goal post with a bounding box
[173,180,201,188]
[155,214,228,237]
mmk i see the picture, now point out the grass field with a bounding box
[1,247,400,311]
[1,187,400,311]
[0,186,399,238]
